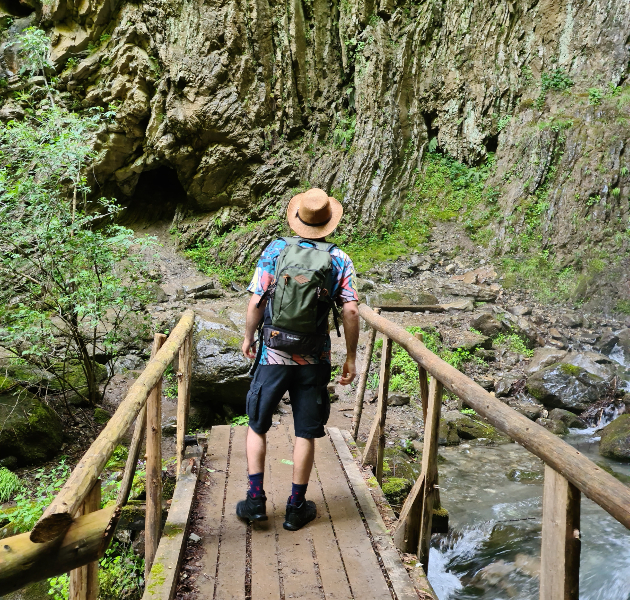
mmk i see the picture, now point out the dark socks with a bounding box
[289,482,308,506]
[248,472,264,499]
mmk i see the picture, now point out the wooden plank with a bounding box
[351,308,381,440]
[31,309,195,543]
[145,332,168,579]
[215,425,248,600]
[251,433,281,600]
[315,434,391,600]
[194,425,232,599]
[414,333,429,422]
[176,329,193,474]
[540,466,581,600]
[142,445,204,600]
[285,427,352,600]
[417,378,443,572]
[69,479,102,600]
[0,506,117,595]
[362,336,393,480]
[377,305,444,313]
[358,304,630,530]
[328,428,434,600]
[266,423,321,600]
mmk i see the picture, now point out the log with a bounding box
[30,310,195,543]
[0,506,117,595]
[358,304,630,529]
[540,466,581,600]
[145,332,168,580]
[417,379,443,572]
[362,337,393,484]
[176,329,193,474]
[116,405,146,508]
[351,308,380,440]
[69,479,101,600]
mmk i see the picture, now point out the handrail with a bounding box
[358,304,630,530]
[30,309,195,543]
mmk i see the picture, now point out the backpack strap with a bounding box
[281,236,337,253]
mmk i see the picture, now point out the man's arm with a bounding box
[242,294,266,359]
[339,300,359,385]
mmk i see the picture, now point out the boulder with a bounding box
[438,418,461,446]
[536,418,569,435]
[613,328,630,364]
[440,281,498,302]
[470,313,505,337]
[526,357,613,412]
[505,398,544,421]
[548,408,587,429]
[594,332,619,355]
[448,330,491,351]
[526,348,568,374]
[355,278,375,292]
[560,351,616,380]
[441,299,474,312]
[599,414,630,461]
[0,378,64,465]
[495,377,519,398]
[515,317,542,347]
[191,310,251,420]
[387,393,410,406]
[508,305,532,317]
[443,411,511,443]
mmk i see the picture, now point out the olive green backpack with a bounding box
[257,237,341,358]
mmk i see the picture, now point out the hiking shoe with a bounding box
[283,499,317,531]
[236,493,268,522]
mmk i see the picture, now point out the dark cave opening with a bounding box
[0,0,35,17]
[485,133,499,154]
[121,166,189,226]
[423,110,439,151]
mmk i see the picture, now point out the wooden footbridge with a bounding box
[1,305,629,600]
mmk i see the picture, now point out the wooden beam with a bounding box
[176,329,193,474]
[145,332,168,580]
[142,446,203,600]
[414,333,429,422]
[69,479,101,600]
[30,309,195,543]
[417,378,443,572]
[361,336,393,482]
[0,506,117,595]
[540,466,581,600]
[351,308,380,440]
[358,304,630,530]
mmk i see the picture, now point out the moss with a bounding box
[0,376,17,393]
[380,291,403,301]
[560,363,581,376]
[162,476,176,501]
[163,524,184,538]
[595,461,630,485]
[366,476,378,487]
[93,407,111,424]
[506,468,543,483]
[599,414,630,461]
[382,477,412,505]
[432,506,449,518]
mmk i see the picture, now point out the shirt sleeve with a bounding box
[331,250,359,304]
[247,240,283,295]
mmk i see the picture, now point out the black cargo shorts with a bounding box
[246,363,331,439]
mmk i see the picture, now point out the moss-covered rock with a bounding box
[548,408,587,429]
[443,411,512,444]
[94,407,111,424]
[599,414,630,461]
[382,477,412,506]
[536,418,569,435]
[506,468,543,483]
[439,417,461,446]
[0,385,63,466]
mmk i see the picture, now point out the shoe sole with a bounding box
[282,514,315,531]
[236,503,268,522]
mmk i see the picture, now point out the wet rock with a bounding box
[475,348,496,362]
[548,327,564,340]
[505,398,544,421]
[495,377,519,398]
[387,393,410,406]
[162,416,177,435]
[448,330,491,351]
[506,467,543,483]
[561,351,617,380]
[475,376,495,391]
[536,418,569,435]
[0,379,64,465]
[471,313,505,337]
[443,411,511,444]
[525,348,568,374]
[191,310,251,415]
[595,332,620,355]
[508,305,531,317]
[548,408,587,429]
[559,312,583,328]
[526,356,613,412]
[599,414,630,461]
[438,418,460,446]
[355,278,375,292]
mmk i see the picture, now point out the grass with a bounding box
[0,467,22,503]
[492,333,534,357]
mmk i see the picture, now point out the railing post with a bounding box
[145,332,167,580]
[352,308,381,440]
[414,332,429,422]
[68,479,101,600]
[362,336,393,486]
[540,465,581,600]
[176,328,193,474]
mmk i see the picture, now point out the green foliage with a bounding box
[493,333,534,357]
[332,112,356,150]
[616,299,630,315]
[231,414,249,427]
[536,67,573,108]
[163,364,178,399]
[399,438,416,456]
[105,445,129,469]
[48,541,144,600]
[497,115,512,132]
[3,459,70,532]
[0,467,22,502]
[460,408,476,416]
[589,87,603,106]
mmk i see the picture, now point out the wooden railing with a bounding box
[0,309,195,598]
[354,304,630,600]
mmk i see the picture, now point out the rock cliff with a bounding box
[1,0,629,286]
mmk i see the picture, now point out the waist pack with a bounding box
[257,237,341,357]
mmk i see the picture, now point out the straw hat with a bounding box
[286,188,343,239]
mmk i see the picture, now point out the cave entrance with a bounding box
[0,0,35,16]
[423,110,439,152]
[121,166,188,226]
[485,133,499,154]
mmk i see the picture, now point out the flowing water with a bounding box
[427,426,630,600]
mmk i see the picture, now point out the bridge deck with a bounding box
[186,424,422,600]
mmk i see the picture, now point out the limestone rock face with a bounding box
[18,0,629,278]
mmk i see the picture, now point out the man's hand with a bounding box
[339,358,356,385]
[242,336,256,359]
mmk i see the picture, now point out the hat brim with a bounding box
[286,193,344,239]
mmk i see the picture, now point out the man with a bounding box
[237,187,360,531]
